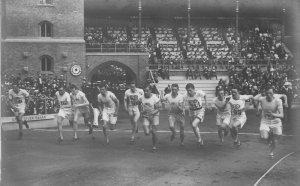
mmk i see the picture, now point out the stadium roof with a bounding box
[85,0,291,18]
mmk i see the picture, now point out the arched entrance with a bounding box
[87,61,137,102]
[88,61,137,83]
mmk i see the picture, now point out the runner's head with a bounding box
[12,82,20,93]
[265,87,274,102]
[143,84,152,98]
[231,87,240,99]
[171,84,179,95]
[129,81,136,92]
[185,83,195,97]
[217,89,225,100]
[69,84,78,94]
[58,86,65,96]
[98,83,107,96]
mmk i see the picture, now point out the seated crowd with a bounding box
[1,74,68,117]
[84,21,290,69]
[239,24,288,60]
[215,64,299,107]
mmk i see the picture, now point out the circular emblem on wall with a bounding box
[70,65,82,76]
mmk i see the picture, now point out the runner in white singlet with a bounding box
[183,83,207,147]
[162,84,185,145]
[98,84,120,144]
[211,89,231,144]
[124,81,144,143]
[257,87,284,158]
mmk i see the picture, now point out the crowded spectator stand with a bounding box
[1,74,67,117]
[215,63,299,106]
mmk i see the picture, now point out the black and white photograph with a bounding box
[1,0,300,185]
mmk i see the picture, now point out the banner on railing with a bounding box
[1,114,56,123]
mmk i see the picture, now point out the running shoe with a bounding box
[57,137,63,143]
[170,133,175,141]
[224,128,229,137]
[130,136,135,144]
[18,132,23,140]
[233,140,241,147]
[105,137,110,144]
[197,139,204,147]
[23,120,29,129]
[88,125,93,134]
[269,152,274,159]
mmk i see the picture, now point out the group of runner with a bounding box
[8,81,286,158]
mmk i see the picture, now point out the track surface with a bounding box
[2,109,300,186]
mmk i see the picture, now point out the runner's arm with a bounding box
[220,97,231,111]
[111,96,120,115]
[8,98,17,110]
[179,101,185,114]
[123,94,128,111]
[98,100,103,114]
[270,100,284,119]
[256,100,262,116]
[276,94,288,107]
[8,92,17,110]
[203,94,207,108]
[154,100,162,111]
[74,95,90,107]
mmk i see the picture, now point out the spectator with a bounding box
[186,67,193,80]
[193,66,201,80]
[210,66,218,80]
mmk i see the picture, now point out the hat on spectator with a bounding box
[284,82,291,86]
[270,68,275,72]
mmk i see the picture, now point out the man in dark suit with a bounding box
[90,81,102,127]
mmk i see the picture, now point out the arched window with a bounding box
[40,55,53,72]
[39,21,53,37]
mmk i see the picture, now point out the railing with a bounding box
[86,43,147,53]
[148,59,289,71]
[1,96,59,117]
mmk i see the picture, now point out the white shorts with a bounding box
[216,113,231,127]
[58,108,74,120]
[74,106,90,122]
[168,114,185,128]
[128,106,140,118]
[142,113,159,126]
[230,114,247,128]
[190,108,205,122]
[13,105,26,116]
[260,119,282,135]
[102,108,117,125]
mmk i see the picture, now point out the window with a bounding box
[40,0,53,5]
[39,21,53,37]
[40,55,53,72]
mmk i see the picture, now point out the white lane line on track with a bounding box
[253,152,295,186]
[31,129,295,137]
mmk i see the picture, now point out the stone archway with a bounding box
[87,61,137,83]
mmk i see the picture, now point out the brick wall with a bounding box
[3,0,84,38]
[2,42,86,85]
[1,0,85,86]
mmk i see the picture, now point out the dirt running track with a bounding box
[2,109,300,186]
